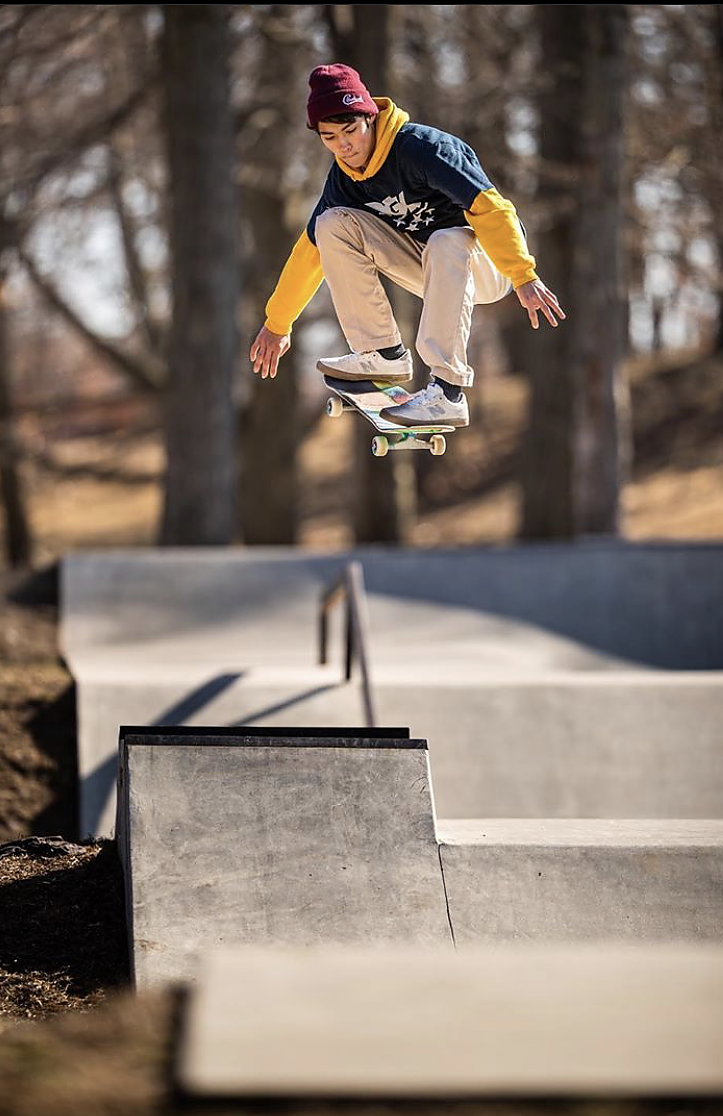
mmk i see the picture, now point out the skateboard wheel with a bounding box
[326,396,343,418]
[371,436,389,457]
[430,435,446,456]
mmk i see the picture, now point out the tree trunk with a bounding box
[570,5,630,535]
[239,7,304,545]
[713,5,723,353]
[160,5,239,545]
[326,4,415,543]
[520,5,629,539]
[352,5,415,543]
[519,6,582,539]
[0,270,32,568]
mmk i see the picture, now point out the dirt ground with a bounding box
[0,349,721,1111]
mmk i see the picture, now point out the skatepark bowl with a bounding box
[60,542,723,1102]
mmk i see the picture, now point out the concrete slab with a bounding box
[403,675,723,818]
[61,542,723,671]
[61,545,723,836]
[177,944,723,1098]
[78,668,723,837]
[61,545,723,835]
[116,731,452,985]
[439,820,723,944]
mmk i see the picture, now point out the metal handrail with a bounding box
[319,561,377,727]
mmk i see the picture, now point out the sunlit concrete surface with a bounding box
[439,819,723,943]
[411,675,723,818]
[177,944,723,1099]
[61,543,723,671]
[116,732,452,986]
[60,544,723,836]
[75,670,723,836]
[117,730,723,987]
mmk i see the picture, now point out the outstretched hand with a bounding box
[250,325,291,379]
[515,279,566,330]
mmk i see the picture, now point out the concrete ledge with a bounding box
[394,675,723,818]
[117,732,452,986]
[78,670,367,836]
[177,944,723,1098]
[62,543,723,671]
[439,820,723,944]
[78,671,723,836]
[62,546,723,835]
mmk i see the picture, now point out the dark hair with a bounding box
[308,112,374,133]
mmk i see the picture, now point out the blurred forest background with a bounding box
[1,3,722,567]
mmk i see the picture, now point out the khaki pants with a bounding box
[315,206,512,387]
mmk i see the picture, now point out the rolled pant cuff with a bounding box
[429,366,474,388]
[345,333,404,353]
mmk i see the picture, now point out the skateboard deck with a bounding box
[323,375,454,457]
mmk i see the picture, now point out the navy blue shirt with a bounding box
[307,123,494,245]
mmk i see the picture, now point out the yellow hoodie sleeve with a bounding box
[464,188,538,290]
[264,229,325,336]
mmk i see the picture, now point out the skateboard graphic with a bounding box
[323,375,454,457]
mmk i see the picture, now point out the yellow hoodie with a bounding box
[264,98,537,336]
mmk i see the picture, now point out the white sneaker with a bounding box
[379,381,469,427]
[317,349,413,383]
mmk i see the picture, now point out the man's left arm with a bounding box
[413,135,565,329]
[465,188,565,330]
[464,187,537,289]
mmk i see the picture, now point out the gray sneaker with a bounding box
[317,349,413,383]
[379,381,469,427]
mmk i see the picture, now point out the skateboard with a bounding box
[322,375,454,457]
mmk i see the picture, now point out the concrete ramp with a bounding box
[117,728,452,985]
[61,545,723,836]
[177,944,723,1099]
[439,820,723,943]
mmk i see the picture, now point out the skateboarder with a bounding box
[250,64,565,428]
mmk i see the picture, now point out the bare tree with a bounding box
[626,6,723,354]
[0,254,31,567]
[236,6,313,545]
[520,5,630,538]
[325,3,417,544]
[159,5,239,545]
[714,5,723,351]
[0,6,160,561]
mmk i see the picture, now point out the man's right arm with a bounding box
[263,228,325,337]
[251,228,326,379]
[252,178,334,376]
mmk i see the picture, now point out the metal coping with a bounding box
[118,725,424,750]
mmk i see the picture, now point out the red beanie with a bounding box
[307,64,379,128]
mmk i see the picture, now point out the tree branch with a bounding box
[17,246,164,394]
[106,142,166,357]
[21,74,159,195]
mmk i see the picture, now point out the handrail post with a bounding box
[345,561,377,727]
[318,560,378,727]
[345,596,353,681]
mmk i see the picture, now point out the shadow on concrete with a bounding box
[228,682,350,727]
[81,674,244,837]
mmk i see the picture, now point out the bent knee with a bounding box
[315,207,355,238]
[424,226,478,260]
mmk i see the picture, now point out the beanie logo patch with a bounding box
[342,93,364,106]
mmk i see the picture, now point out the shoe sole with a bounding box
[316,359,413,383]
[378,409,469,428]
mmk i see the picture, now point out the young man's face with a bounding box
[318,117,376,170]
